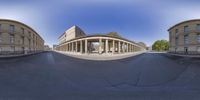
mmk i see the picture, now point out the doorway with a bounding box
[184,47,188,54]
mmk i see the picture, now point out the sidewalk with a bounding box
[166,53,200,58]
[55,51,146,61]
[0,51,45,58]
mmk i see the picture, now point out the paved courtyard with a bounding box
[0,51,200,100]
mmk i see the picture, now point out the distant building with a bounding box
[147,46,152,51]
[57,25,146,54]
[0,19,44,56]
[44,45,51,51]
[168,19,200,54]
[138,42,147,49]
[53,45,58,50]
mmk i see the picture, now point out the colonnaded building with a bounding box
[168,19,200,54]
[0,19,44,55]
[57,26,146,55]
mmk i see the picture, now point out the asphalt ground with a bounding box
[0,51,199,100]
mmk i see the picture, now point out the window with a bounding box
[9,25,15,33]
[28,31,31,37]
[184,35,189,44]
[184,25,189,32]
[0,33,2,43]
[0,24,1,32]
[197,46,200,52]
[175,37,179,45]
[10,34,14,43]
[197,34,200,43]
[196,24,200,31]
[21,36,24,44]
[175,29,179,33]
[28,39,31,46]
[21,28,24,34]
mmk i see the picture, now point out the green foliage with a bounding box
[152,40,169,51]
[106,32,122,38]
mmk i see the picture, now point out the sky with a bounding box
[1,0,200,47]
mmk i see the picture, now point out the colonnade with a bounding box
[58,37,144,54]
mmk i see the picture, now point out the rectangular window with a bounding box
[0,24,1,33]
[184,35,189,44]
[196,24,200,31]
[28,39,31,46]
[28,31,31,37]
[175,37,179,45]
[10,34,14,43]
[0,33,2,43]
[184,26,189,32]
[9,25,15,33]
[21,28,24,34]
[197,34,200,43]
[175,29,179,33]
[21,36,24,44]
[169,32,171,44]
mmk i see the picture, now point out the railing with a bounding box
[0,50,43,56]
[169,51,200,55]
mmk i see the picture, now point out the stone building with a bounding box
[57,26,146,54]
[44,45,51,51]
[0,19,44,55]
[168,19,200,54]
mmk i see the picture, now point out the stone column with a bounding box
[71,43,73,52]
[72,42,74,52]
[85,39,88,53]
[106,39,108,54]
[131,45,133,52]
[122,42,125,53]
[69,43,71,51]
[80,40,83,53]
[112,40,115,54]
[75,41,78,52]
[69,43,71,52]
[99,39,102,54]
[66,44,68,52]
[118,41,121,53]
[127,43,129,52]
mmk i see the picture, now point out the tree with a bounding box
[152,40,169,51]
[106,32,122,38]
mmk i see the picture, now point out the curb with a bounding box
[55,51,146,61]
[166,53,200,58]
[0,51,47,59]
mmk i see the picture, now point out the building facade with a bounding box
[168,19,200,54]
[0,19,44,55]
[57,26,146,55]
[53,45,58,50]
[44,45,51,51]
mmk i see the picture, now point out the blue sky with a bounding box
[1,0,200,47]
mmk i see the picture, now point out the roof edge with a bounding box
[168,19,200,31]
[0,19,44,41]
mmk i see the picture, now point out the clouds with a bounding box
[1,0,200,47]
[0,2,56,46]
